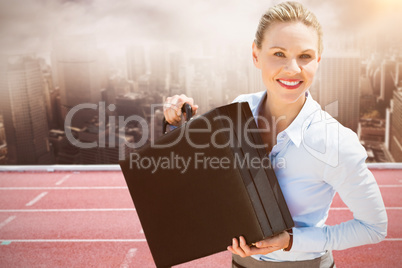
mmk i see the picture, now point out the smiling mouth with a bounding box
[277,79,303,89]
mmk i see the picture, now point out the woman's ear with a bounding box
[252,41,261,69]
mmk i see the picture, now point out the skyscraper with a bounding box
[317,54,361,132]
[126,45,146,91]
[0,56,53,164]
[149,44,169,95]
[185,57,215,114]
[389,90,402,162]
[379,59,397,108]
[52,35,106,128]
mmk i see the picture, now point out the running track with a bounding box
[0,168,401,267]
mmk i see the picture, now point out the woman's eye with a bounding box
[274,52,285,57]
[300,54,311,59]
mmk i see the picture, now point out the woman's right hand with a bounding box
[163,94,198,126]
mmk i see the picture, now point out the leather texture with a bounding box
[120,102,294,268]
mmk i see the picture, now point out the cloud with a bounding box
[0,0,401,55]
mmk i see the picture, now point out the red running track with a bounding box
[0,169,401,267]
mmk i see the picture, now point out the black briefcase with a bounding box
[119,102,294,267]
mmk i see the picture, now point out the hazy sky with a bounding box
[0,0,401,56]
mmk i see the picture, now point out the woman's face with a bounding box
[253,22,321,105]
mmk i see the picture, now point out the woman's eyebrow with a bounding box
[269,46,286,50]
[269,46,316,53]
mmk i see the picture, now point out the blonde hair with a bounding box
[255,1,323,54]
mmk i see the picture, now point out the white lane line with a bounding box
[0,208,135,212]
[120,248,137,268]
[1,185,396,190]
[0,238,400,243]
[55,174,71,186]
[0,186,127,190]
[0,216,16,229]
[2,207,399,213]
[384,238,402,241]
[0,207,400,213]
[25,192,48,207]
[330,207,402,210]
[0,186,395,190]
[0,239,146,243]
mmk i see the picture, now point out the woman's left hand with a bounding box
[227,231,290,257]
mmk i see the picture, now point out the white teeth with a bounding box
[279,80,301,86]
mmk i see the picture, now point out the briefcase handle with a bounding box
[162,103,193,134]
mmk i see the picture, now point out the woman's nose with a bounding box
[284,58,301,74]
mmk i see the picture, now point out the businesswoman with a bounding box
[163,2,387,267]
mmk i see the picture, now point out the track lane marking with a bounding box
[2,207,402,213]
[0,187,127,190]
[14,184,402,191]
[55,174,71,186]
[329,207,402,210]
[0,216,16,229]
[3,185,399,191]
[4,185,400,191]
[0,207,401,213]
[0,208,136,212]
[0,238,400,243]
[120,248,137,268]
[25,192,48,206]
[0,239,146,243]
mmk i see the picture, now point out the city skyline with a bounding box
[0,0,401,165]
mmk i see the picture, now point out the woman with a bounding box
[163,2,387,267]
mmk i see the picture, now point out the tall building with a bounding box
[185,57,215,114]
[0,144,7,164]
[149,44,169,94]
[389,90,402,162]
[138,74,151,95]
[0,56,53,164]
[317,54,361,132]
[360,75,377,115]
[52,35,106,128]
[126,45,146,91]
[379,60,397,108]
[169,51,184,86]
[50,88,64,130]
[0,119,6,145]
[0,119,7,164]
[396,62,402,87]
[188,73,209,115]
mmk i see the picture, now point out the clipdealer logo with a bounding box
[64,102,150,160]
[63,101,341,167]
[129,151,286,174]
[64,102,268,161]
